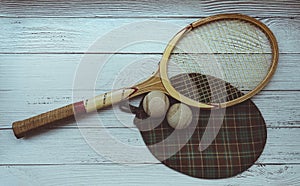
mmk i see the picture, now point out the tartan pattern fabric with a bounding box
[133,74,267,179]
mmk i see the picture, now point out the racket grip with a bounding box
[12,103,81,138]
[12,88,137,138]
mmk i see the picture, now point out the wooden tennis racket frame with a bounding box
[12,14,278,138]
[160,13,279,108]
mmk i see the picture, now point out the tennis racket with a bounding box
[12,13,278,138]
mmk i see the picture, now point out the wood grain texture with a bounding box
[0,0,299,184]
[0,90,299,128]
[0,18,299,53]
[0,128,299,164]
[0,54,299,91]
[0,0,299,17]
[0,164,299,186]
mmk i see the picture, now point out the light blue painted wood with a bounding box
[0,54,299,91]
[0,127,299,164]
[0,18,299,53]
[0,1,299,185]
[0,0,299,17]
[0,164,299,186]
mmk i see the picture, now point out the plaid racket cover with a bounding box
[131,73,267,179]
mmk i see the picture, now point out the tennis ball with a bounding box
[142,91,170,118]
[167,103,193,129]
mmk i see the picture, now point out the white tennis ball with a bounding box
[167,103,193,129]
[142,91,170,118]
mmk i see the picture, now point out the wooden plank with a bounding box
[0,54,298,91]
[0,0,299,17]
[0,90,299,128]
[0,164,299,186]
[252,92,300,127]
[0,18,299,53]
[0,128,299,164]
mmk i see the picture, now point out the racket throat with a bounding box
[129,75,166,98]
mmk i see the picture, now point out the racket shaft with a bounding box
[12,88,136,138]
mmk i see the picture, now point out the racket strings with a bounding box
[167,19,273,104]
[170,73,243,104]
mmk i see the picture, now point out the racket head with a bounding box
[131,73,267,179]
[159,13,279,108]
